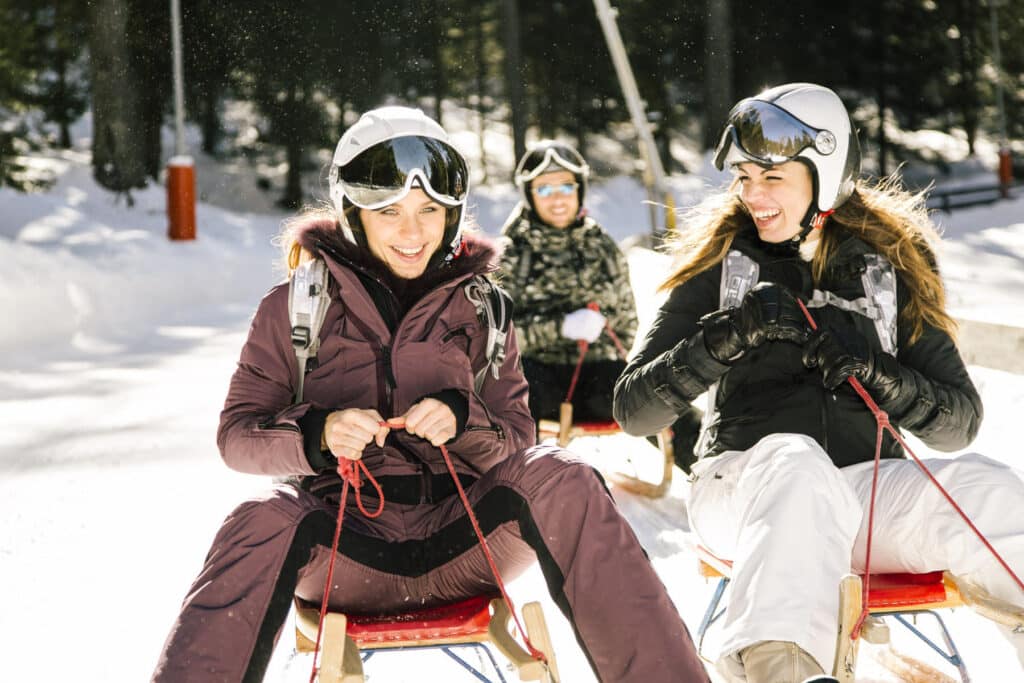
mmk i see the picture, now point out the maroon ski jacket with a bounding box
[217,219,535,488]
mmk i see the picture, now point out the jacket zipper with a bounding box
[465,424,504,440]
[316,242,490,498]
[380,344,397,410]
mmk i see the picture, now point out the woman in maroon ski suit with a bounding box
[152,106,707,683]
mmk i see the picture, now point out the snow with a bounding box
[2,120,1023,683]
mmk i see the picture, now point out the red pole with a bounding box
[998,147,1013,199]
[167,156,196,240]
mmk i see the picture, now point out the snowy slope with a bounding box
[2,137,1023,682]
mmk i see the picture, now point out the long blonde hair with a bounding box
[661,176,957,344]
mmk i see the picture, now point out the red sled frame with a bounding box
[692,544,974,682]
[294,593,560,683]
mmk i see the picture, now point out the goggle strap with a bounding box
[516,148,589,183]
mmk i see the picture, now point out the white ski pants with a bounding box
[688,432,1024,678]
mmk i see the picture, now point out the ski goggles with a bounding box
[514,146,589,184]
[335,135,469,210]
[532,182,578,198]
[713,99,837,170]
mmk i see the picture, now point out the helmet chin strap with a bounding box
[791,205,833,244]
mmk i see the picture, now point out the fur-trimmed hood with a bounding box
[289,216,501,307]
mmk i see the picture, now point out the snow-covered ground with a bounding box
[1,120,1023,682]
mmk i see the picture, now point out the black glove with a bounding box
[802,326,905,404]
[700,283,810,363]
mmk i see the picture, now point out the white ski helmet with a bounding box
[329,106,470,262]
[714,82,861,213]
[513,140,590,213]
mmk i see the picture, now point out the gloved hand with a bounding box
[561,307,606,343]
[700,282,809,363]
[802,326,905,405]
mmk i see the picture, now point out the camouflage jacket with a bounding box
[497,206,638,364]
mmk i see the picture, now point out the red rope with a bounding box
[603,323,629,360]
[564,303,630,405]
[308,419,547,681]
[437,441,548,663]
[564,340,589,403]
[796,300,1024,640]
[585,296,628,361]
[308,442,385,682]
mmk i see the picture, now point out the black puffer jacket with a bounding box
[613,225,983,469]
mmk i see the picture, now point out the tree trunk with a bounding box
[876,4,889,177]
[472,5,488,183]
[956,0,979,155]
[702,0,733,149]
[502,0,526,163]
[54,49,72,149]
[280,82,304,210]
[429,1,445,127]
[88,0,148,193]
[574,78,586,158]
[200,87,221,156]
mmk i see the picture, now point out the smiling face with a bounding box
[530,170,580,229]
[359,188,447,279]
[734,161,814,243]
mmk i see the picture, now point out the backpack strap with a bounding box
[463,275,514,393]
[288,258,331,403]
[693,250,762,459]
[804,255,898,355]
[720,249,760,308]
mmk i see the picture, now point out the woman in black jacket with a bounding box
[614,82,1024,682]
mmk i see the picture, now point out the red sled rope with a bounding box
[797,299,1024,639]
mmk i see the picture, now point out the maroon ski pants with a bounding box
[152,444,708,682]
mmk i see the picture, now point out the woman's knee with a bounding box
[496,443,605,498]
[218,485,326,534]
[933,453,1022,489]
[746,433,837,481]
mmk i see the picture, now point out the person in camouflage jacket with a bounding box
[498,141,703,471]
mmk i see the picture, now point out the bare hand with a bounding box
[322,408,389,461]
[398,398,457,447]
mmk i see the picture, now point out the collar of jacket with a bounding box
[733,221,879,297]
[293,217,499,291]
[735,220,874,265]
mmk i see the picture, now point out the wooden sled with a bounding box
[691,545,1024,682]
[294,593,560,683]
[537,401,674,498]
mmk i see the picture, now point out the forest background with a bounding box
[1,0,1022,210]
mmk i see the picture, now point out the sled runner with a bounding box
[294,593,560,683]
[537,417,675,498]
[693,544,1024,682]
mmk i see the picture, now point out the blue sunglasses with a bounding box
[532,182,578,198]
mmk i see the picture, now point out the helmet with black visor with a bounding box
[713,83,861,241]
[329,106,470,264]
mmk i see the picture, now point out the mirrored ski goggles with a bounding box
[713,99,837,170]
[532,182,578,198]
[336,135,469,210]
[514,146,589,184]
